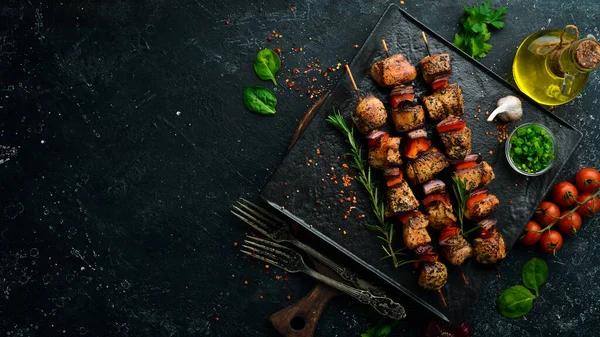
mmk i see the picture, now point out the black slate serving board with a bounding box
[261,5,582,323]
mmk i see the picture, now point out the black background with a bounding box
[1,0,600,336]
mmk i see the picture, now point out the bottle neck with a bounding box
[549,38,600,77]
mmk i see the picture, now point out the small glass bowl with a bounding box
[505,122,557,177]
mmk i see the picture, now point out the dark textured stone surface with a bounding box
[0,0,599,336]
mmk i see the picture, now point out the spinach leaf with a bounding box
[253,49,280,85]
[242,86,277,115]
[497,285,535,318]
[522,257,548,296]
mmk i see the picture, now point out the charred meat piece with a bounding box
[384,180,419,217]
[421,83,464,121]
[440,125,472,160]
[368,137,402,170]
[473,220,506,264]
[424,201,457,230]
[452,162,495,190]
[418,261,448,291]
[404,147,449,185]
[465,194,500,221]
[400,212,430,249]
[351,95,387,134]
[439,228,473,266]
[391,105,425,133]
[420,53,451,89]
[370,54,417,87]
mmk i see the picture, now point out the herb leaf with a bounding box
[497,285,535,318]
[522,257,548,297]
[242,86,277,115]
[253,49,280,85]
[454,1,507,60]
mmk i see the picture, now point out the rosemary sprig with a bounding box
[451,176,470,233]
[327,109,409,267]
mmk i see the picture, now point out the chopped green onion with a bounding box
[509,124,555,173]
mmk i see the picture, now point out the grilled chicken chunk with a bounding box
[370,54,417,87]
[465,194,500,221]
[418,261,448,291]
[442,236,473,266]
[438,117,472,160]
[473,231,506,264]
[420,53,452,85]
[384,180,419,217]
[421,83,464,121]
[368,137,402,170]
[452,162,495,190]
[424,202,457,230]
[391,105,425,133]
[351,95,387,134]
[401,212,431,249]
[405,147,449,185]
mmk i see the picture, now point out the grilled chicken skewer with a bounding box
[439,226,473,285]
[345,65,388,134]
[465,189,500,221]
[452,161,495,190]
[473,219,506,273]
[421,83,464,121]
[420,32,452,90]
[421,187,457,230]
[391,105,425,133]
[384,169,420,217]
[368,134,402,170]
[371,40,417,88]
[437,116,472,160]
[405,147,450,185]
[398,211,431,249]
[415,245,448,307]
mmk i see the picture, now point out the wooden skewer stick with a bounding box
[381,39,390,57]
[438,289,447,308]
[459,264,468,286]
[344,64,361,101]
[421,31,432,56]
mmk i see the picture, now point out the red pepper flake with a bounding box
[509,200,514,204]
[225,19,231,25]
[290,7,295,12]
[243,280,248,285]
[354,44,359,48]
[343,230,347,235]
[233,242,238,247]
[215,317,220,321]
[489,150,494,155]
[316,149,321,155]
[292,68,299,74]
[258,7,263,12]
[265,264,270,269]
[275,275,282,280]
[288,81,295,87]
[259,295,264,299]
[316,200,321,204]
[286,295,291,300]
[273,48,282,55]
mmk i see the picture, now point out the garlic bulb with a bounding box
[487,95,523,122]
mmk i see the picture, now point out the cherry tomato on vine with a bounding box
[556,210,582,235]
[576,193,600,218]
[535,201,561,227]
[520,221,542,246]
[552,181,578,207]
[539,230,563,254]
[575,168,600,194]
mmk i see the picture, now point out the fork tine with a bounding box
[231,207,271,237]
[239,198,287,225]
[243,240,291,260]
[244,235,289,250]
[240,249,282,269]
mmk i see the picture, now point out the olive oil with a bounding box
[513,28,600,106]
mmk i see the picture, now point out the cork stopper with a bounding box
[575,39,600,69]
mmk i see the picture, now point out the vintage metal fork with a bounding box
[232,198,384,296]
[241,236,406,320]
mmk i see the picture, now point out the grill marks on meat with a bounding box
[368,137,402,170]
[418,261,448,291]
[442,236,473,266]
[452,162,495,190]
[440,125,472,160]
[391,105,425,133]
[424,202,457,230]
[421,83,464,121]
[384,180,419,217]
[404,147,450,185]
[370,54,417,87]
[420,53,451,84]
[473,231,506,264]
[351,95,388,134]
[401,213,431,249]
[465,194,500,221]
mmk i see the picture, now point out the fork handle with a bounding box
[304,269,406,320]
[270,283,338,337]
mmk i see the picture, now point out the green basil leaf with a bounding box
[253,49,280,85]
[497,285,535,318]
[522,257,548,296]
[243,86,277,115]
[376,324,392,336]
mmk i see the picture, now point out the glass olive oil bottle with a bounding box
[513,26,600,106]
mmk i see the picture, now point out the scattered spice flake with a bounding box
[401,0,405,4]
[358,214,366,219]
[342,163,349,169]
[244,280,248,285]
[509,200,514,205]
[286,295,291,300]
[233,242,238,247]
[275,275,282,280]
[265,264,270,269]
[259,295,264,299]
[259,7,263,12]
[316,200,321,204]
[215,317,220,322]
[489,150,494,155]
[343,230,347,235]
[290,7,295,12]
[342,175,353,187]
[225,19,231,25]
[354,44,359,48]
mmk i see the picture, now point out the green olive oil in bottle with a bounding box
[513,25,600,106]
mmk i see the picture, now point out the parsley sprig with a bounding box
[453,1,508,60]
[327,109,411,268]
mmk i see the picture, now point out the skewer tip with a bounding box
[421,31,431,56]
[381,39,389,56]
[438,289,447,308]
[344,64,361,101]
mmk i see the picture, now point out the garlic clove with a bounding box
[487,95,522,122]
